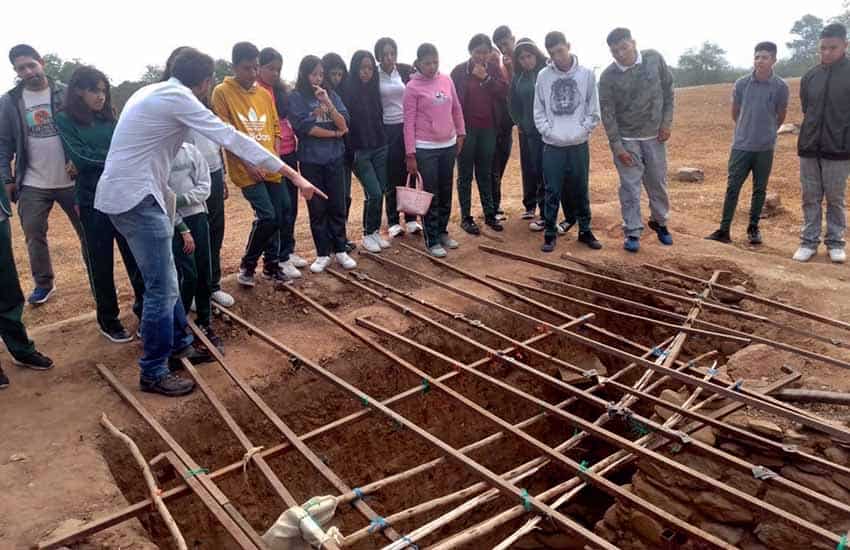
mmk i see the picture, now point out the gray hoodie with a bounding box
[533,55,600,147]
[167,142,210,228]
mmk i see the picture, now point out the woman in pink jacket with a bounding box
[403,44,466,257]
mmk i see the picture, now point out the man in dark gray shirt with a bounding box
[706,41,788,246]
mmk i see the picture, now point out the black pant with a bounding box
[384,123,410,226]
[519,131,545,215]
[302,159,348,256]
[206,169,225,292]
[173,213,212,327]
[492,122,514,212]
[79,205,145,329]
[241,180,289,270]
[270,153,300,263]
[417,146,457,248]
[0,219,35,359]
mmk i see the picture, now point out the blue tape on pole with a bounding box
[520,489,532,512]
[368,516,388,533]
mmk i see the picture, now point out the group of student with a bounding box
[0,22,848,396]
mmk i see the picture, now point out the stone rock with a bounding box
[725,344,776,374]
[747,419,784,440]
[755,520,833,550]
[630,510,665,545]
[654,389,687,420]
[693,491,755,524]
[558,352,607,384]
[762,487,827,524]
[698,521,747,546]
[739,540,770,550]
[834,472,850,492]
[693,426,717,446]
[632,473,693,520]
[677,167,705,182]
[749,452,786,469]
[719,442,750,457]
[674,449,726,480]
[780,465,850,500]
[759,193,783,218]
[825,446,850,466]
[603,503,622,529]
[777,123,799,135]
[722,467,762,496]
[795,457,831,476]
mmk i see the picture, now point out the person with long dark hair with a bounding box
[257,47,310,279]
[321,53,356,252]
[509,39,548,228]
[288,55,354,273]
[404,44,466,257]
[374,37,421,239]
[55,66,145,343]
[343,50,391,253]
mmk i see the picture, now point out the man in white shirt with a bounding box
[0,44,88,305]
[95,48,324,397]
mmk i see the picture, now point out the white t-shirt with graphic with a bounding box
[22,87,72,190]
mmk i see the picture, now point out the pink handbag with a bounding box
[396,172,433,217]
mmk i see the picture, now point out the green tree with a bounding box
[787,14,824,63]
[674,42,741,87]
[833,1,850,27]
[140,64,163,84]
[214,59,232,84]
[42,53,63,82]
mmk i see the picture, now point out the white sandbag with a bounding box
[262,496,343,550]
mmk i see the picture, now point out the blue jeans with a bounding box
[109,195,193,382]
[352,145,389,235]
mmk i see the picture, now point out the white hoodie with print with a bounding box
[533,55,600,147]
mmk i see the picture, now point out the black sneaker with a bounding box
[199,324,224,353]
[558,220,575,235]
[262,264,287,283]
[99,323,134,344]
[237,265,256,288]
[461,218,481,236]
[705,229,732,244]
[140,372,195,397]
[578,231,603,250]
[647,220,673,245]
[541,236,556,253]
[345,241,357,253]
[485,217,504,232]
[13,351,54,371]
[172,343,214,365]
[521,210,535,220]
[747,225,763,245]
[0,367,9,389]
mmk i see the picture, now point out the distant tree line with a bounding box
[673,3,850,87]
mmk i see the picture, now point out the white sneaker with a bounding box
[792,247,817,262]
[289,253,309,268]
[529,220,544,232]
[428,244,447,258]
[335,252,357,270]
[830,248,847,263]
[406,221,423,234]
[388,224,404,238]
[439,234,459,249]
[281,260,303,279]
[211,290,235,307]
[375,232,391,249]
[311,256,332,273]
[362,234,382,253]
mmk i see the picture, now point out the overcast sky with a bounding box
[2,0,847,84]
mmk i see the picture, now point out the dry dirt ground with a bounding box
[2,78,850,549]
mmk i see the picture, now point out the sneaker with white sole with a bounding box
[521,210,535,220]
[792,247,817,262]
[280,260,303,279]
[27,286,55,305]
[237,267,256,287]
[361,233,382,253]
[288,253,309,268]
[529,219,544,232]
[211,290,235,308]
[439,233,459,249]
[99,324,134,344]
[335,252,357,270]
[388,224,404,238]
[311,256,332,273]
[428,244,447,258]
[375,232,391,249]
[406,221,423,234]
[829,248,847,263]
